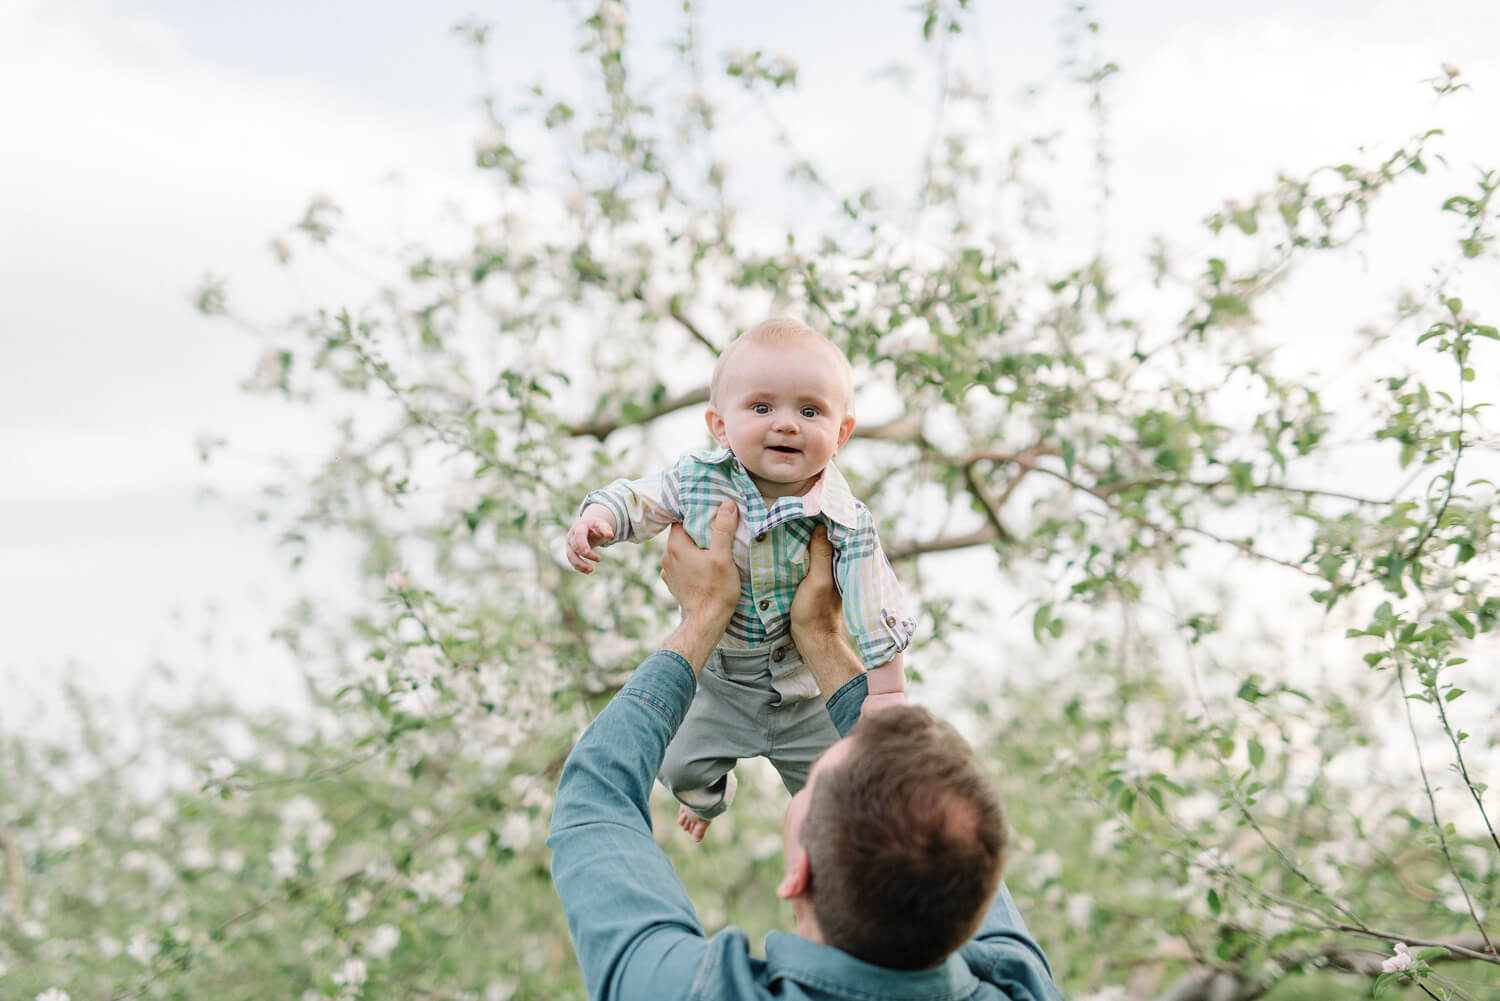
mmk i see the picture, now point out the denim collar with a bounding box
[763,931,980,1001]
[689,447,860,531]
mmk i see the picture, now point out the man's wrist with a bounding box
[795,630,863,700]
[662,607,733,675]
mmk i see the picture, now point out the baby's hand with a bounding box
[566,504,617,574]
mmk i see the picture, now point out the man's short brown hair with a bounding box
[800,706,1007,970]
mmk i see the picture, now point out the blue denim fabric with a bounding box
[548,651,1067,1001]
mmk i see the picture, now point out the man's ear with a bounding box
[706,407,731,448]
[835,413,856,451]
[776,849,810,901]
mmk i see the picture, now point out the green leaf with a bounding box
[1414,946,1450,962]
[1207,888,1221,915]
[1248,737,1265,769]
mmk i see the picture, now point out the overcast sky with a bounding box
[2,0,1497,736]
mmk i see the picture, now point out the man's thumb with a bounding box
[807,524,833,565]
[711,498,739,551]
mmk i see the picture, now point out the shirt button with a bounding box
[885,614,898,626]
[772,647,785,663]
[755,532,766,542]
[759,599,771,611]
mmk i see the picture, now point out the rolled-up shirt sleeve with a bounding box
[580,457,688,545]
[831,511,915,672]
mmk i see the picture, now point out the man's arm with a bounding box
[790,525,868,736]
[960,882,1067,1001]
[547,503,740,1001]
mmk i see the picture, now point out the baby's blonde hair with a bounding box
[710,317,855,415]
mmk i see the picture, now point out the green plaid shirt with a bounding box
[583,448,914,672]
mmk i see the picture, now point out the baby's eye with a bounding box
[752,403,771,415]
[800,406,819,419]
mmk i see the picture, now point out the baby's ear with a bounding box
[835,413,856,450]
[705,407,731,447]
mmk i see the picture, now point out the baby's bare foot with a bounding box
[677,804,712,842]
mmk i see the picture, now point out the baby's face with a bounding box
[707,338,854,498]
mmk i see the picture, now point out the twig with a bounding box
[1395,651,1499,959]
[630,289,719,356]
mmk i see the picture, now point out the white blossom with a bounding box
[207,756,237,782]
[331,957,368,987]
[346,891,372,923]
[367,923,400,959]
[1381,942,1413,974]
[497,812,532,852]
[281,796,323,828]
[407,645,442,678]
[35,989,71,1001]
[127,931,156,966]
[410,858,467,907]
[385,570,408,591]
[484,982,517,1001]
[1117,749,1152,783]
[1065,892,1094,929]
[54,826,85,851]
[97,934,122,958]
[220,850,245,874]
[20,920,45,939]
[269,845,299,881]
[130,816,164,842]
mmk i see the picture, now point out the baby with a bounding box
[566,317,914,840]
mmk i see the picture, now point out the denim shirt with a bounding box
[547,651,1067,1001]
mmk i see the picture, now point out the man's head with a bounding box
[777,706,1008,971]
[706,318,856,498]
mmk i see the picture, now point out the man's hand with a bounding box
[790,525,863,699]
[659,500,741,673]
[566,504,617,573]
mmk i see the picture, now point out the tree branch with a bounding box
[567,387,711,440]
[886,527,1003,562]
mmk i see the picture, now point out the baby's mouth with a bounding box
[767,445,801,454]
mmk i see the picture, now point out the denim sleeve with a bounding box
[547,651,708,1001]
[825,673,868,737]
[959,882,1067,1001]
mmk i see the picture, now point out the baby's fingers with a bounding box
[565,545,598,574]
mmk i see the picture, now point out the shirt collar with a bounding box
[762,931,979,1001]
[689,448,860,531]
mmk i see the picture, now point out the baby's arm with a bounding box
[862,653,907,713]
[831,511,916,712]
[567,461,689,574]
[565,504,618,574]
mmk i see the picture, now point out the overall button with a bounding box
[758,599,771,611]
[754,532,766,542]
[771,647,785,663]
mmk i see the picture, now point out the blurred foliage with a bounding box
[4,4,1500,1001]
